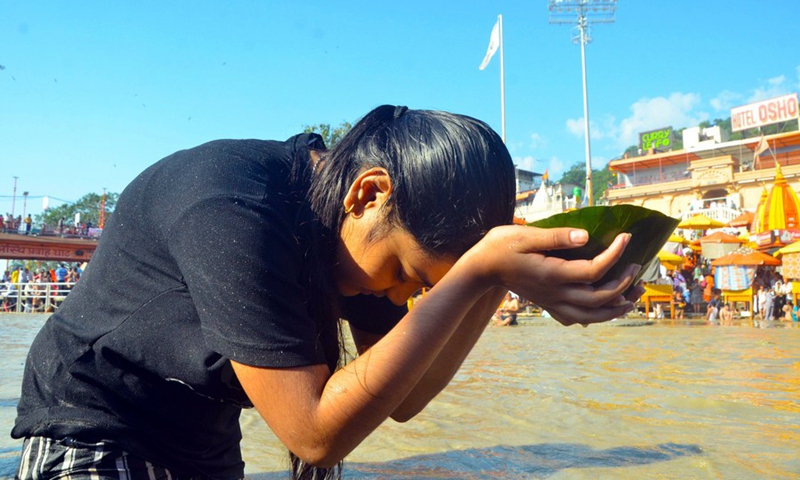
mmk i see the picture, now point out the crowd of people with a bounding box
[752,268,798,323]
[1,212,97,237]
[0,213,33,235]
[654,260,798,325]
[1,263,82,312]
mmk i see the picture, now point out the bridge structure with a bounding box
[0,233,98,263]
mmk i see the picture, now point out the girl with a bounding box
[13,105,641,479]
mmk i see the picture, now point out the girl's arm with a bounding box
[232,226,640,468]
[349,285,506,421]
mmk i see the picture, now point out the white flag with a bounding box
[479,20,500,70]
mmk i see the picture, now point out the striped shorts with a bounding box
[16,436,210,480]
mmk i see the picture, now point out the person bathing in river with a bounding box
[493,291,520,326]
[13,105,643,480]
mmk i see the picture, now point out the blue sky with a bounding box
[2,1,799,218]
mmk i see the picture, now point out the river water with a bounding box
[1,314,798,479]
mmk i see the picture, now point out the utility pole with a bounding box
[11,176,18,217]
[548,0,617,206]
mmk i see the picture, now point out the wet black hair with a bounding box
[311,104,516,258]
[292,105,515,479]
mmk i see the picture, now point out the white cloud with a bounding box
[514,155,536,171]
[710,90,742,112]
[548,156,564,178]
[616,93,707,148]
[529,132,546,150]
[566,114,617,141]
[796,65,800,90]
[566,117,585,137]
[749,75,789,102]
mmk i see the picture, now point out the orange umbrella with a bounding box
[727,211,755,228]
[711,246,781,266]
[700,231,745,259]
[699,232,743,243]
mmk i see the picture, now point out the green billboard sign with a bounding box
[639,127,673,152]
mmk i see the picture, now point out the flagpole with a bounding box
[498,14,506,143]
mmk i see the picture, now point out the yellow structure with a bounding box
[753,163,800,232]
[606,130,800,231]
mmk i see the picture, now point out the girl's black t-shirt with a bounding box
[12,135,406,478]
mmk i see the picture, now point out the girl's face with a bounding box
[335,217,454,306]
[335,166,455,305]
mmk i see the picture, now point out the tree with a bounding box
[302,122,353,148]
[35,192,119,230]
[558,162,615,205]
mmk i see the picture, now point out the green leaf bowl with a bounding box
[529,205,680,288]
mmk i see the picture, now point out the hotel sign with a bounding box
[731,93,799,132]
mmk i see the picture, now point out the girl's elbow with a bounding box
[292,443,347,469]
[390,403,424,423]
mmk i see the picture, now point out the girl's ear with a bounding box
[343,168,393,217]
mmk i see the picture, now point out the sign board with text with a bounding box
[639,127,673,151]
[731,93,799,132]
[0,235,97,262]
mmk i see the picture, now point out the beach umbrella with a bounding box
[711,246,781,267]
[657,250,684,269]
[699,231,744,259]
[663,234,690,257]
[699,231,743,243]
[678,214,725,230]
[727,211,755,228]
[668,234,689,244]
[773,240,800,258]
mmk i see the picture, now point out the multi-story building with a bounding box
[606,93,800,244]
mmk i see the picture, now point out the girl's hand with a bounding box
[463,225,643,326]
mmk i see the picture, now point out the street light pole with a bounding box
[578,14,593,206]
[11,176,18,217]
[548,0,617,207]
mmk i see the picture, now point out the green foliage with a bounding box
[35,192,118,228]
[302,122,353,148]
[558,162,615,205]
[623,145,639,157]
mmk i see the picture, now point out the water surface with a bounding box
[2,314,798,478]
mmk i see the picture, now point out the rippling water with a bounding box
[2,314,799,479]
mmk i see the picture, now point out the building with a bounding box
[513,167,584,223]
[606,94,800,237]
[606,129,800,225]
